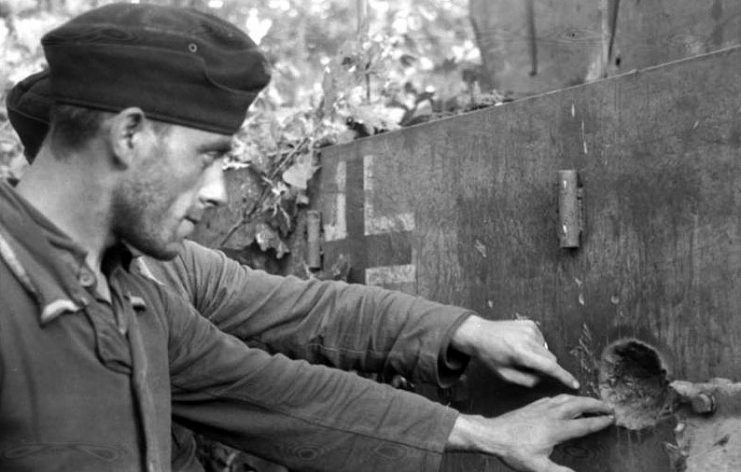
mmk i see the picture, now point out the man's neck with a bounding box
[16,148,116,274]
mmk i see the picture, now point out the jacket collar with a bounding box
[0,181,134,324]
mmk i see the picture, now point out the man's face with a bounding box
[112,123,230,260]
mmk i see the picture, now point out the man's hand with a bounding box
[447,395,614,472]
[452,315,579,389]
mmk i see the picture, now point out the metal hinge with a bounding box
[306,210,322,270]
[558,170,584,248]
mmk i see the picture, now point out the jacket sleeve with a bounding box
[166,295,459,472]
[142,240,472,387]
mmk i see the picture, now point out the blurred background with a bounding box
[0,0,489,178]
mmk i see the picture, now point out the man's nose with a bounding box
[199,163,227,208]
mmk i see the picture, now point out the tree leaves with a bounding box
[0,0,492,262]
[255,222,290,258]
[282,152,318,190]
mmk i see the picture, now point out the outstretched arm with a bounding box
[145,241,580,390]
[165,288,459,472]
[142,240,473,386]
[164,286,613,472]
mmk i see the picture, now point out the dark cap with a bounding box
[6,70,50,160]
[40,2,270,135]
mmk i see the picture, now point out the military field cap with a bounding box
[40,2,271,135]
[6,70,50,160]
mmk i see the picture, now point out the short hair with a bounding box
[48,104,172,154]
[48,104,109,152]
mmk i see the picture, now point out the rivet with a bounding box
[188,43,198,53]
[690,392,717,415]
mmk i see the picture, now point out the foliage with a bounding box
[208,0,494,258]
[0,0,497,259]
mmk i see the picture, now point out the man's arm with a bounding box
[164,288,613,472]
[164,289,459,472]
[144,240,473,386]
[145,240,579,390]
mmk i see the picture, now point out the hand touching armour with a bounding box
[447,315,614,471]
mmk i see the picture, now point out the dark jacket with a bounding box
[140,241,473,471]
[0,183,461,472]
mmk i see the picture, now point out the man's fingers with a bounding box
[528,456,576,472]
[497,367,540,387]
[536,344,558,362]
[521,352,580,390]
[559,414,615,440]
[557,396,613,418]
[513,319,548,346]
[543,462,576,472]
[546,464,576,472]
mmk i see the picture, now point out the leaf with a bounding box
[282,152,318,190]
[255,223,290,259]
[295,191,310,206]
[349,103,401,132]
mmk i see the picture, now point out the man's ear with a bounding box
[108,107,155,168]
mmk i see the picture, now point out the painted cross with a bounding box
[322,155,416,291]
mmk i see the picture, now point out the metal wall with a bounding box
[312,46,741,471]
[470,0,741,97]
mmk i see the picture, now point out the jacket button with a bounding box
[79,271,96,287]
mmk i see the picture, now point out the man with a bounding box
[0,3,613,472]
[9,67,589,472]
